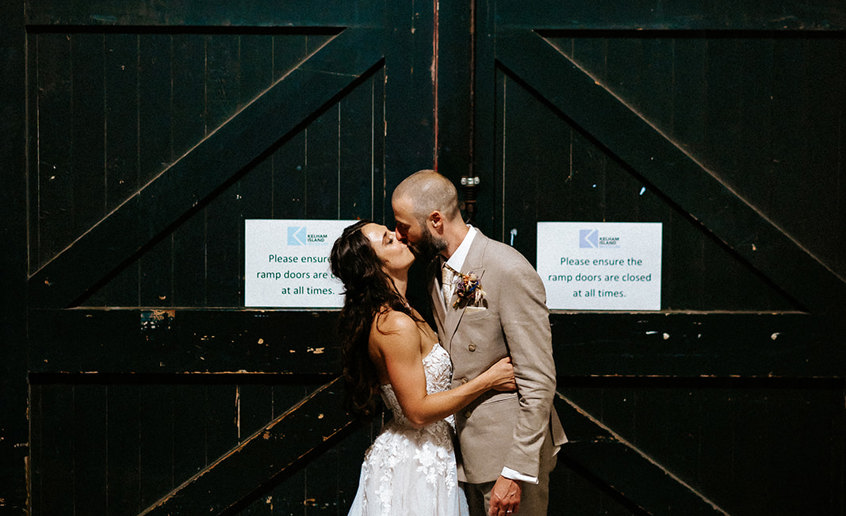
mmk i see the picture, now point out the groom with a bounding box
[392,170,567,516]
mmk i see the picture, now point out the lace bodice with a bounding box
[380,343,454,428]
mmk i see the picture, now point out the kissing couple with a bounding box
[331,170,567,516]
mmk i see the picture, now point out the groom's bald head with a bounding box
[392,169,461,223]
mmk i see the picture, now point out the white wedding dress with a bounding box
[348,343,469,516]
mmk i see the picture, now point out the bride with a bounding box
[330,220,516,516]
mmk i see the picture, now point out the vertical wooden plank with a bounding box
[204,34,242,307]
[569,123,610,219]
[27,32,41,275]
[472,1,499,236]
[339,74,376,220]
[36,384,75,514]
[205,34,240,133]
[1,2,29,505]
[204,384,239,464]
[172,383,207,488]
[501,75,537,255]
[138,33,173,186]
[272,132,308,219]
[99,33,141,307]
[139,384,175,509]
[382,0,435,206]
[171,34,208,307]
[35,32,73,268]
[139,232,175,306]
[640,37,675,134]
[663,211,706,309]
[28,385,45,513]
[492,67,506,239]
[171,33,206,164]
[104,32,139,211]
[107,384,141,514]
[70,33,107,242]
[503,73,562,261]
[435,0,474,179]
[671,36,707,154]
[606,36,644,108]
[237,35,274,306]
[721,38,775,214]
[172,207,207,307]
[305,103,340,219]
[270,34,310,221]
[372,68,386,223]
[138,33,175,307]
[205,180,241,307]
[666,34,708,310]
[239,34,275,108]
[703,37,746,190]
[73,384,108,514]
[781,36,846,275]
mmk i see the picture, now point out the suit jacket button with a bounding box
[464,410,472,418]
[468,343,477,352]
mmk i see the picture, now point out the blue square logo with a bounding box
[288,226,306,246]
[579,229,598,248]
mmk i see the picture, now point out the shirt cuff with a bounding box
[500,467,539,485]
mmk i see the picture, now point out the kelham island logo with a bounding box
[287,226,329,246]
[579,228,620,249]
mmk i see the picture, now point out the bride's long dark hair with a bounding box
[330,219,416,416]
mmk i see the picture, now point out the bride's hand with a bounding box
[486,357,516,392]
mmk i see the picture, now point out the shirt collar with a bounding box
[444,226,477,272]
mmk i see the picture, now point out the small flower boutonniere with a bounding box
[452,272,485,309]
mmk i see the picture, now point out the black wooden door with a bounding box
[2,1,845,515]
[467,1,846,514]
[5,1,438,514]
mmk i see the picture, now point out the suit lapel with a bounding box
[441,233,489,348]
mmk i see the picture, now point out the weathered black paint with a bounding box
[2,1,845,515]
[472,0,846,513]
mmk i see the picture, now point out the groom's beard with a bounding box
[409,230,448,262]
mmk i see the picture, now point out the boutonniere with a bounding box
[452,272,485,308]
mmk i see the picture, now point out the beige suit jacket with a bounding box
[430,230,567,484]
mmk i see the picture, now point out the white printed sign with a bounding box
[537,222,662,310]
[245,219,355,308]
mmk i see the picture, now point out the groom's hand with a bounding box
[489,475,521,515]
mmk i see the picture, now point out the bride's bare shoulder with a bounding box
[372,307,417,337]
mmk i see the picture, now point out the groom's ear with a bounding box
[429,211,443,230]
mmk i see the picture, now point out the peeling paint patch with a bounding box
[140,310,175,331]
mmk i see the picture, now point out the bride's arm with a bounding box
[371,310,513,428]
